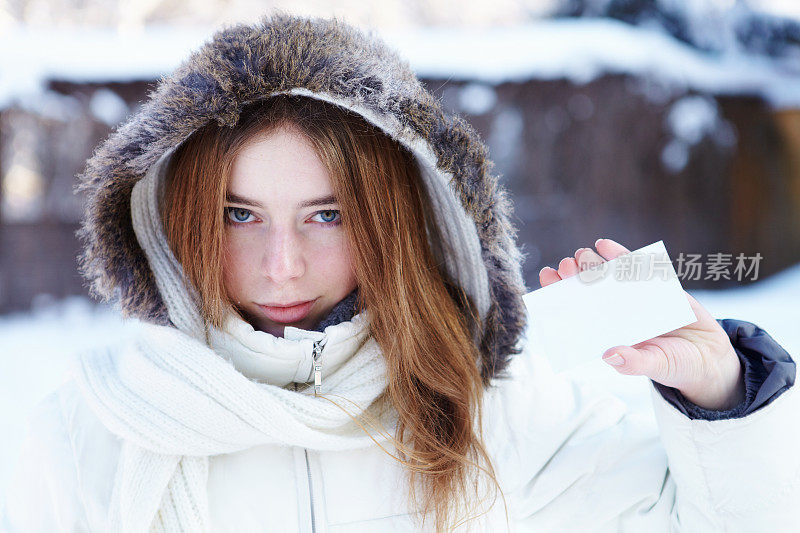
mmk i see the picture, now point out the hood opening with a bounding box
[132,91,490,340]
[76,14,528,381]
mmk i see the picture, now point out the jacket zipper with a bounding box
[311,337,325,396]
[308,338,325,532]
[304,448,317,533]
[295,336,326,533]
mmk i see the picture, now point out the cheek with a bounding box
[221,233,257,290]
[314,234,356,280]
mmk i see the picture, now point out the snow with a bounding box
[752,0,800,21]
[666,95,721,145]
[0,24,212,108]
[381,18,800,108]
[12,90,83,121]
[457,82,497,115]
[487,106,525,179]
[89,88,130,127]
[2,18,799,111]
[0,262,798,496]
[661,138,691,173]
[660,94,738,173]
[565,0,800,57]
[654,0,752,54]
[0,297,144,495]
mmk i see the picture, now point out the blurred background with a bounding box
[1,0,799,495]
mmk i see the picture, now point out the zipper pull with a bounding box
[312,338,325,396]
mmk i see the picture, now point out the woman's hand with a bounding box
[538,238,746,411]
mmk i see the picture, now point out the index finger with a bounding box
[595,238,631,261]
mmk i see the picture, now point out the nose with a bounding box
[261,225,305,284]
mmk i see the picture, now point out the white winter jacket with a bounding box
[3,12,799,533]
[2,314,799,531]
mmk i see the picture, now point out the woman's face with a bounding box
[222,124,358,337]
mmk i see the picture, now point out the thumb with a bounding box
[601,344,673,382]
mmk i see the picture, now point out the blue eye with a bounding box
[224,207,341,227]
[225,207,255,224]
[312,210,342,226]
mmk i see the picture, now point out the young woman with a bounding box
[2,12,798,533]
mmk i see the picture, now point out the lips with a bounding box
[257,299,315,323]
[264,300,312,308]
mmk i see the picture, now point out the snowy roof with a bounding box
[1,17,799,110]
[0,25,211,108]
[382,18,800,108]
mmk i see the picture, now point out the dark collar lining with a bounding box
[311,288,360,332]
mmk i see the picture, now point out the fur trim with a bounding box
[74,12,528,382]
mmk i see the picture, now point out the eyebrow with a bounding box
[225,192,338,209]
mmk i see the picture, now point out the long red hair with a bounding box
[161,94,507,531]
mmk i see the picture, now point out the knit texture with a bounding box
[76,322,395,532]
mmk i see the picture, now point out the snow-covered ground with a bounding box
[0,263,798,496]
[0,298,145,494]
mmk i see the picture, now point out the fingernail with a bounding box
[575,247,586,257]
[603,353,625,366]
[595,238,605,247]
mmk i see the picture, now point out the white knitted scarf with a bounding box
[74,151,396,532]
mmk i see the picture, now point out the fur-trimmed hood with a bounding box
[74,12,528,382]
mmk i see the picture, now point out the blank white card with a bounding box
[522,240,697,373]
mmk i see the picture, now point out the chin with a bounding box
[266,317,314,336]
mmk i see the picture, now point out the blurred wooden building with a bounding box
[1,20,799,313]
